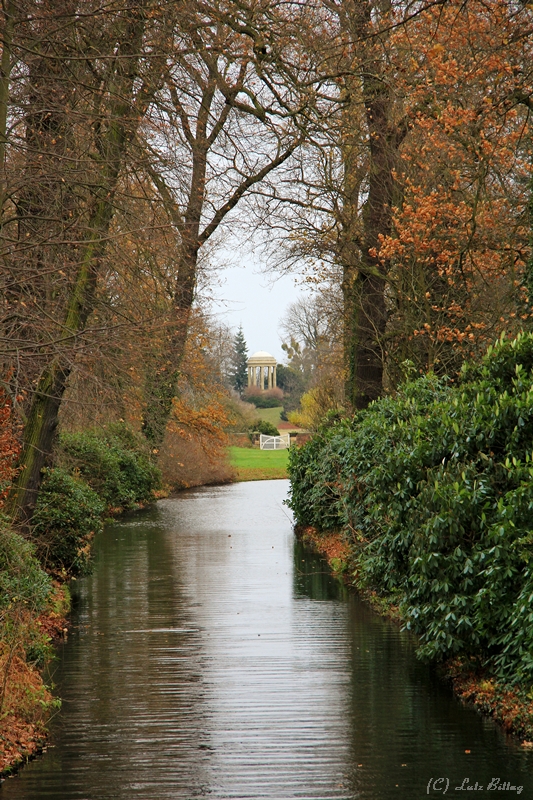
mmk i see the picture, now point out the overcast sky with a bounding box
[210,252,303,363]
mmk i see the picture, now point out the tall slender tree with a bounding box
[229,327,248,394]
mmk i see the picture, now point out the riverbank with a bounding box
[287,335,533,745]
[0,583,70,778]
[1,424,164,779]
[296,524,533,745]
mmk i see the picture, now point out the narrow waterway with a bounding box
[3,480,533,799]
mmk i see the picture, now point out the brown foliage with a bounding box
[156,313,236,488]
[378,0,533,379]
[445,657,533,742]
[0,651,54,775]
[0,388,21,507]
[158,433,234,490]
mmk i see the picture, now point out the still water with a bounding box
[3,480,533,799]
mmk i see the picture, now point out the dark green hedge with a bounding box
[250,395,283,409]
[30,423,162,576]
[287,333,533,683]
[58,423,162,511]
[32,468,105,575]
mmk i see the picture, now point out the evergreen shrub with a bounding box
[250,420,280,437]
[32,468,105,575]
[287,333,533,683]
[251,395,283,409]
[243,387,284,408]
[58,423,162,510]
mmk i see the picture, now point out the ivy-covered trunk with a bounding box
[340,0,404,410]
[8,230,105,523]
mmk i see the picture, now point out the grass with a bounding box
[253,406,283,426]
[228,445,289,481]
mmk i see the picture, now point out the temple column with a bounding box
[273,365,277,387]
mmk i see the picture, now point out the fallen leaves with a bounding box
[0,652,55,776]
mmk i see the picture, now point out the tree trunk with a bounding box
[141,234,200,446]
[6,5,148,524]
[342,0,400,409]
[141,108,209,446]
[0,0,14,217]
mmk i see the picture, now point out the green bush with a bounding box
[0,519,55,671]
[250,419,280,437]
[243,387,284,408]
[287,332,533,684]
[0,518,51,615]
[32,468,105,575]
[58,423,162,510]
[250,395,283,409]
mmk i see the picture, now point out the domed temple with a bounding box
[247,351,277,390]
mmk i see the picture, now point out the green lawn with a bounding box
[253,406,283,426]
[228,445,289,481]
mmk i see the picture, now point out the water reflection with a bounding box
[2,480,533,799]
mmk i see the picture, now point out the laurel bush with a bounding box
[287,333,533,683]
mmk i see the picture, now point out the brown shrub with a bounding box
[242,386,284,402]
[158,429,235,489]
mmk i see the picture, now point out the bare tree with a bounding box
[136,1,310,443]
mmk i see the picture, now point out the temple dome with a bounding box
[248,350,276,364]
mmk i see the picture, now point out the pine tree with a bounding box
[230,327,248,393]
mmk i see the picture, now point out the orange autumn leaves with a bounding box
[168,314,232,458]
[375,0,533,374]
[0,390,21,508]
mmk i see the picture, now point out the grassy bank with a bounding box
[255,406,283,426]
[228,446,289,481]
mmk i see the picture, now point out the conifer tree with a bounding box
[230,328,248,394]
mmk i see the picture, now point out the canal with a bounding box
[2,480,533,799]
